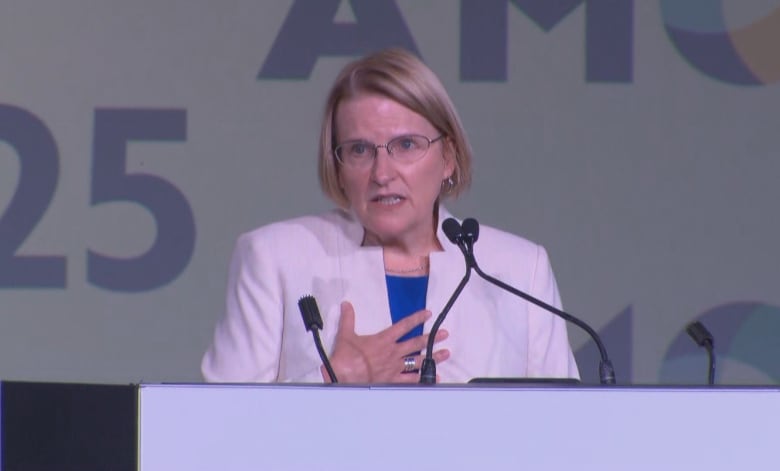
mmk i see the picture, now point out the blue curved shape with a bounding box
[665,26,761,85]
[660,0,726,33]
[728,305,780,378]
[665,303,750,358]
[661,302,780,383]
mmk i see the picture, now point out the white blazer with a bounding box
[202,208,579,383]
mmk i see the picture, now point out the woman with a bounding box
[202,48,579,383]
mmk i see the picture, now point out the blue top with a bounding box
[385,275,428,343]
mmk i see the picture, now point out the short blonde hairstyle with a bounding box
[319,48,473,208]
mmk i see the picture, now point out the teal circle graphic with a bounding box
[660,1,780,85]
[660,302,780,384]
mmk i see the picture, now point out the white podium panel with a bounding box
[139,384,778,471]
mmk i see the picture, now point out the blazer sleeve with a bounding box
[201,230,324,383]
[525,245,580,379]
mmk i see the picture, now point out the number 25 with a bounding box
[0,106,195,292]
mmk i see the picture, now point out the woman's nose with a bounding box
[370,147,396,185]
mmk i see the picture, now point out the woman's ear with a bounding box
[442,137,457,180]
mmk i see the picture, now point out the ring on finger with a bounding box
[403,356,416,373]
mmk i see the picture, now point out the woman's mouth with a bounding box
[372,195,404,205]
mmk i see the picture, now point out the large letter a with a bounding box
[258,0,420,79]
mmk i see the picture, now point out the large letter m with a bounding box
[460,0,633,82]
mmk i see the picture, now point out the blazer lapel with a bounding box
[334,206,466,336]
[335,210,391,335]
[426,207,468,333]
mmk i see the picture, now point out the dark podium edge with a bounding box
[1,381,138,471]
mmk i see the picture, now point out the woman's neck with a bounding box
[383,253,430,276]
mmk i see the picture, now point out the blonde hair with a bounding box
[318,48,473,208]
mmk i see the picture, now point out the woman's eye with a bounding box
[350,143,368,155]
[396,137,416,150]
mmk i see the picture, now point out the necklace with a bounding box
[384,257,429,275]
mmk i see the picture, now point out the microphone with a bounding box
[442,217,464,245]
[298,295,338,383]
[420,221,473,384]
[685,321,715,385]
[433,217,616,385]
[461,217,479,249]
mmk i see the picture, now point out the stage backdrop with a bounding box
[1,0,779,385]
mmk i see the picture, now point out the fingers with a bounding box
[432,348,450,364]
[336,301,356,337]
[395,349,451,384]
[432,328,449,342]
[397,328,449,355]
[382,309,432,341]
[398,349,450,373]
[332,302,453,384]
[403,349,449,371]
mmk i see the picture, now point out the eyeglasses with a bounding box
[334,134,445,168]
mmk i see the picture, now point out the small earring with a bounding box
[441,176,455,192]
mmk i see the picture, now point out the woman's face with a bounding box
[335,93,454,250]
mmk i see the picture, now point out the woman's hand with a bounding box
[324,301,450,383]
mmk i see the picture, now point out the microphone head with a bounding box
[462,218,479,244]
[441,218,463,245]
[686,321,714,348]
[298,295,324,332]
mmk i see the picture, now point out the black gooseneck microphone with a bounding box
[685,321,716,385]
[298,295,338,383]
[419,219,474,384]
[463,218,616,385]
[422,217,617,385]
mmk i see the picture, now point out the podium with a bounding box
[3,382,779,470]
